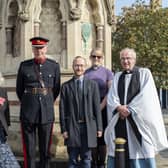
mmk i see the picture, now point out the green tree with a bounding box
[112,1,168,89]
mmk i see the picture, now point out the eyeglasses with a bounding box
[74,64,85,68]
[91,55,102,59]
[120,57,134,61]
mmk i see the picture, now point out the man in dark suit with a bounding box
[16,37,60,168]
[59,56,103,168]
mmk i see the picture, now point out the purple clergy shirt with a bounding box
[85,66,113,98]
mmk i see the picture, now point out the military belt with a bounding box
[24,88,52,95]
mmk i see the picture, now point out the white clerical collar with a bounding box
[92,65,101,70]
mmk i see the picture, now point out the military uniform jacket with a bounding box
[16,58,60,124]
[59,77,103,148]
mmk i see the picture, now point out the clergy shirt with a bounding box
[124,74,132,104]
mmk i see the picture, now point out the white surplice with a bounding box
[105,68,168,159]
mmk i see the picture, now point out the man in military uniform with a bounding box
[16,37,60,168]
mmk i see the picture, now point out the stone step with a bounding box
[156,150,168,168]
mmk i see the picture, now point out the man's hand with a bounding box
[62,131,68,139]
[97,131,102,137]
[117,105,130,119]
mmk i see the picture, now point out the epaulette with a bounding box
[21,59,34,64]
[47,58,57,64]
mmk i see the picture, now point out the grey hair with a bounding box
[120,48,136,59]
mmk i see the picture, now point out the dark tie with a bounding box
[77,80,82,97]
[76,80,84,120]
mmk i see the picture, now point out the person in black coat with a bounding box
[59,56,103,168]
[16,37,60,168]
[0,74,20,167]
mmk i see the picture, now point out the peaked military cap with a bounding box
[30,36,49,47]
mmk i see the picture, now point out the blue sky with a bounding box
[115,0,168,15]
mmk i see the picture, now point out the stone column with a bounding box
[18,10,32,60]
[34,20,40,36]
[61,21,67,68]
[0,0,2,28]
[62,21,67,50]
[67,21,82,69]
[6,26,13,54]
[33,0,42,36]
[104,24,112,69]
[96,24,104,50]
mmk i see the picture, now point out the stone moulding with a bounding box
[18,11,30,22]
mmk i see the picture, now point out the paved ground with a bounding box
[17,110,168,167]
[17,151,168,168]
[157,111,168,167]
[156,149,168,168]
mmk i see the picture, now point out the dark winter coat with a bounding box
[59,77,103,148]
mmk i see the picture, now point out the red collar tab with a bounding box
[34,57,46,64]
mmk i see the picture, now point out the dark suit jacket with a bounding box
[0,87,10,135]
[16,58,60,124]
[59,77,103,148]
